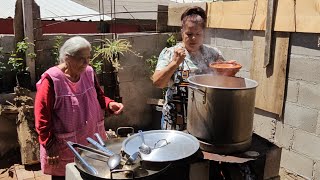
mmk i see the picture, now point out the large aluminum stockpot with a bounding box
[187,74,258,154]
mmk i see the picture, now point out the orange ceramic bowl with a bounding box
[209,62,242,76]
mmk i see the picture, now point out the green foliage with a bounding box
[0,47,6,73]
[8,38,36,72]
[145,55,158,77]
[52,36,63,65]
[166,34,177,48]
[90,46,103,74]
[91,38,141,71]
[145,34,178,79]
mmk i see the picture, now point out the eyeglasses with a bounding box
[67,54,90,63]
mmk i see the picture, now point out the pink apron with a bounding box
[37,66,106,176]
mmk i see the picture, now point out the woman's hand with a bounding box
[46,142,59,166]
[172,47,186,66]
[109,102,124,114]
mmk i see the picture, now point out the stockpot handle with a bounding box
[110,169,135,179]
[66,141,98,176]
[189,85,206,104]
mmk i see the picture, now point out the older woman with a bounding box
[153,6,235,130]
[35,36,124,178]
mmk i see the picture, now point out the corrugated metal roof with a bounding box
[72,0,161,20]
[0,0,111,21]
[70,0,212,20]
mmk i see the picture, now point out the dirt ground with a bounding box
[0,148,50,180]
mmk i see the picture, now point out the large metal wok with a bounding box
[68,129,200,179]
[69,137,171,179]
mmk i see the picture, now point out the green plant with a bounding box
[166,34,177,48]
[91,38,141,71]
[8,38,36,72]
[52,36,63,65]
[0,47,6,73]
[90,46,104,74]
[145,55,158,77]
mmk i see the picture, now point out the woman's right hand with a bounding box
[172,47,186,66]
[46,142,60,166]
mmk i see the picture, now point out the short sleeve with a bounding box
[155,47,174,71]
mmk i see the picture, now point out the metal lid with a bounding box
[122,130,199,162]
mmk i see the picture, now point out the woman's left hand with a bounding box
[109,102,124,114]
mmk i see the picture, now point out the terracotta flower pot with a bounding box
[209,62,242,77]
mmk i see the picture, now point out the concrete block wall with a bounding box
[204,29,320,179]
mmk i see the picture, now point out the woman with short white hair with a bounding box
[34,36,124,179]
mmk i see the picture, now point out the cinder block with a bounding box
[237,70,250,79]
[274,121,294,149]
[290,33,320,58]
[315,161,320,180]
[280,149,313,179]
[242,31,254,49]
[215,29,243,48]
[288,55,320,83]
[316,111,320,136]
[292,129,320,160]
[204,28,217,46]
[299,81,320,110]
[216,47,251,71]
[286,80,299,103]
[118,65,135,82]
[0,35,15,52]
[284,102,318,133]
[253,113,276,142]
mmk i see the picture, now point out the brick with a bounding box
[280,149,313,179]
[315,161,320,180]
[292,129,320,160]
[299,81,320,110]
[288,55,320,83]
[253,113,276,142]
[286,80,299,103]
[284,102,318,133]
[290,33,320,58]
[275,121,294,149]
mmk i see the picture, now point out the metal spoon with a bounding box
[86,137,121,170]
[138,130,152,154]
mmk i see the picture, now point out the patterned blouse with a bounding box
[156,42,224,130]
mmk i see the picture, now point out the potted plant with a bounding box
[8,38,36,90]
[91,38,141,101]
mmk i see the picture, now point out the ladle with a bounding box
[86,137,121,170]
[138,130,152,154]
[94,133,140,165]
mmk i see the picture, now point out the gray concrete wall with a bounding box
[204,29,320,179]
[0,33,168,155]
